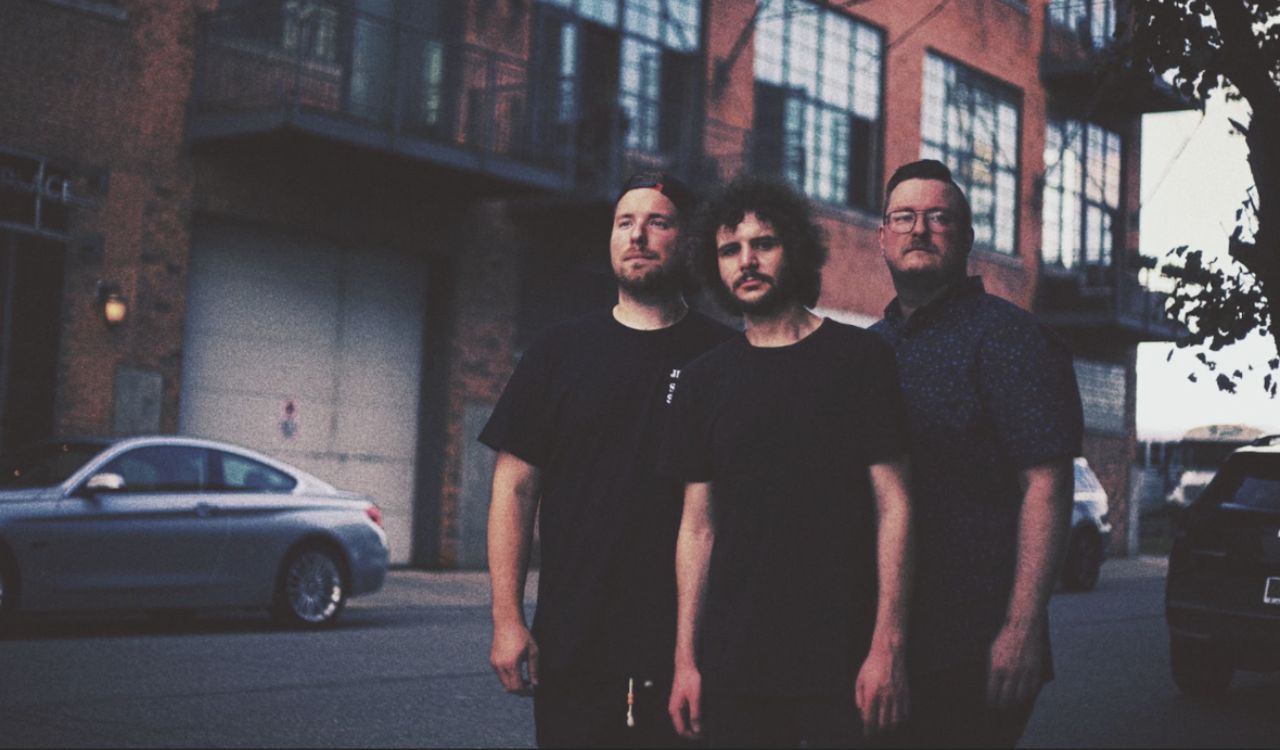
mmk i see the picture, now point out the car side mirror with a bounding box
[82,472,125,494]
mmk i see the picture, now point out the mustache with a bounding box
[734,270,776,290]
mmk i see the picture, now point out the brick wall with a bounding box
[1,0,198,437]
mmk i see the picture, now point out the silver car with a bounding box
[0,436,388,628]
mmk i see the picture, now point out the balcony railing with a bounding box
[1037,265,1182,341]
[1047,0,1118,52]
[190,2,753,199]
[191,1,568,190]
[1041,0,1187,113]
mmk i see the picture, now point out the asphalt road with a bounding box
[0,557,1276,747]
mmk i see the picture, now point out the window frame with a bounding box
[537,0,703,158]
[211,450,299,493]
[100,445,213,494]
[1042,116,1124,273]
[921,51,1023,256]
[751,0,885,212]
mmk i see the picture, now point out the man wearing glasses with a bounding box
[871,160,1083,748]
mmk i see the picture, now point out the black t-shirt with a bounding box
[479,309,734,686]
[662,319,909,697]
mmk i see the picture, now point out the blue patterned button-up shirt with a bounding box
[870,276,1084,673]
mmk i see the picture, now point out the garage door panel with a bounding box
[188,280,341,345]
[181,334,338,399]
[182,391,337,455]
[333,404,419,459]
[337,359,422,405]
[183,221,425,565]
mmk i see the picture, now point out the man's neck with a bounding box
[894,274,967,321]
[613,288,689,330]
[743,303,822,347]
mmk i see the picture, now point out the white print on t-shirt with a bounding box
[666,369,681,404]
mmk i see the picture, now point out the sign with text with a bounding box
[0,146,99,240]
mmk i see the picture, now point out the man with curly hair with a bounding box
[663,175,915,747]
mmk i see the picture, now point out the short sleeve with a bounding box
[978,319,1084,468]
[478,339,557,467]
[858,336,911,465]
[659,362,715,483]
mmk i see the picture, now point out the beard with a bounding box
[615,257,683,298]
[723,267,792,315]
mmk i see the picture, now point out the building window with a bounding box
[539,0,701,156]
[1042,118,1122,271]
[922,54,1021,255]
[282,0,339,63]
[1048,0,1116,50]
[752,0,882,210]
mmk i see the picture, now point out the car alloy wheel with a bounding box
[1170,635,1233,698]
[275,546,347,628]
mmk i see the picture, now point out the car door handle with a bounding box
[195,502,216,518]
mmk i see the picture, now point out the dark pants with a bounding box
[533,675,689,748]
[879,661,1038,749]
[702,690,865,748]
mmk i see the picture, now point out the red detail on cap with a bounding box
[655,182,664,193]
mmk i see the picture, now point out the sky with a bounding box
[1137,93,1280,440]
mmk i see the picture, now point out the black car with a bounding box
[1165,435,1280,696]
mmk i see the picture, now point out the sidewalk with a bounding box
[364,555,1168,610]
[358,569,539,609]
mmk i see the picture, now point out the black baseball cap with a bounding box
[617,171,696,220]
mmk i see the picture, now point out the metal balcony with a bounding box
[1036,265,1183,342]
[1041,0,1187,114]
[189,1,571,195]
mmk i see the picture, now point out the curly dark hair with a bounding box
[687,175,828,310]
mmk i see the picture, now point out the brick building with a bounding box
[1,0,1182,567]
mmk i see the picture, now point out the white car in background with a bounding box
[1062,457,1112,592]
[1166,469,1217,507]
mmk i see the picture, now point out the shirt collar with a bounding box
[883,276,985,333]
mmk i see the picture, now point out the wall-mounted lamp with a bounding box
[96,280,128,327]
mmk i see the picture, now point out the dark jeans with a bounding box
[702,690,865,748]
[533,675,690,749]
[879,660,1038,749]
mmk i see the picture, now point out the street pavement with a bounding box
[1,558,1277,747]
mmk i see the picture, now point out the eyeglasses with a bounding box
[883,209,958,234]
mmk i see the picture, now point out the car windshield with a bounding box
[0,441,105,488]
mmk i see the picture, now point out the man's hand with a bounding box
[855,642,910,735]
[668,665,703,739]
[986,619,1045,709]
[490,621,539,696]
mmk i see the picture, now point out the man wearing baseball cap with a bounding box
[482,172,734,747]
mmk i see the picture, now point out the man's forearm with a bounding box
[868,460,913,648]
[1004,459,1074,631]
[674,482,714,669]
[488,452,541,626]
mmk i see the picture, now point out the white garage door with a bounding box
[180,220,425,564]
